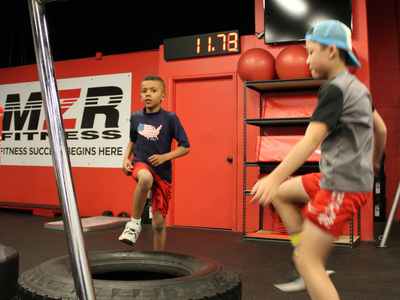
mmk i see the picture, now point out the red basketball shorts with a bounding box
[302,172,371,237]
[131,162,171,218]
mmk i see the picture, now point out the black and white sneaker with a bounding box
[274,263,335,292]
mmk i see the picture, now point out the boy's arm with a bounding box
[372,110,387,176]
[250,121,329,206]
[122,141,135,175]
[148,146,190,167]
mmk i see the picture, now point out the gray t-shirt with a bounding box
[310,68,374,192]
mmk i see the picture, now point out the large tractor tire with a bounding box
[18,250,241,300]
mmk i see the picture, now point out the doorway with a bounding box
[172,75,236,229]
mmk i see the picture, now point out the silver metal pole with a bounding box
[38,0,69,4]
[378,181,400,248]
[27,1,96,299]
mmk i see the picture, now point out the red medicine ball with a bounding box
[275,46,311,79]
[237,48,276,82]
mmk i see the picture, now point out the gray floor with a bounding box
[1,208,400,300]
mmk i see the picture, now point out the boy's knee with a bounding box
[152,214,166,233]
[274,176,309,208]
[137,170,153,190]
[272,190,287,209]
[152,220,165,233]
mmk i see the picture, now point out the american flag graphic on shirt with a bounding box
[138,123,162,140]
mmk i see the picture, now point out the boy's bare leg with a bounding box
[152,210,166,251]
[272,176,335,293]
[297,219,338,300]
[119,168,153,246]
[132,169,153,218]
[273,176,311,236]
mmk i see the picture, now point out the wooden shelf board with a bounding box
[246,118,310,127]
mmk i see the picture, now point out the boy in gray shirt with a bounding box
[251,20,386,300]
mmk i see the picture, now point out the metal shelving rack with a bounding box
[242,78,361,248]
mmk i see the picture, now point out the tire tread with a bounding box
[18,251,241,300]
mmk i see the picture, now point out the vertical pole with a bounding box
[0,105,3,166]
[27,1,96,299]
[378,181,400,248]
[243,81,247,240]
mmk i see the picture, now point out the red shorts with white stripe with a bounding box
[131,162,171,218]
[302,172,371,237]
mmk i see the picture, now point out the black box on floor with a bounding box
[0,244,19,300]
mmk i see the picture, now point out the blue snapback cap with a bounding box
[305,20,361,68]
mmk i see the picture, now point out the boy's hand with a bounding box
[148,154,166,167]
[250,175,280,207]
[122,158,133,176]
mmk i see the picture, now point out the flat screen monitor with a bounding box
[264,0,352,44]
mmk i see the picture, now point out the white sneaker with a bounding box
[118,221,142,246]
[274,263,335,292]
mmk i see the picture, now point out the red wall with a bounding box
[0,51,159,217]
[367,0,400,221]
[159,0,374,239]
[0,0,387,241]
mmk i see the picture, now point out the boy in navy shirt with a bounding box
[119,75,190,251]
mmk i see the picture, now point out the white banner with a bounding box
[0,73,132,168]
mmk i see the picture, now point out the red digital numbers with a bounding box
[164,30,239,60]
[217,34,227,50]
[217,33,239,52]
[197,32,239,54]
[227,32,239,51]
[197,38,201,54]
[208,37,214,52]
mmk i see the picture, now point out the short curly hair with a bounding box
[142,75,165,92]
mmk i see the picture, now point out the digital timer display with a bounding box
[164,30,240,60]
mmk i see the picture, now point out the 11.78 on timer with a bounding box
[163,30,240,60]
[197,32,239,54]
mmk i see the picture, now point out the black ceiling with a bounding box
[0,0,255,69]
